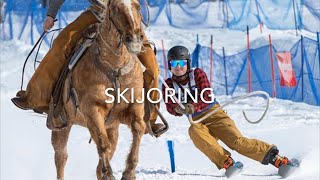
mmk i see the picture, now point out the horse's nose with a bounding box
[125,35,133,43]
[125,33,142,43]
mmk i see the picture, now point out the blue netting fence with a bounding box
[156,35,320,106]
[1,0,320,42]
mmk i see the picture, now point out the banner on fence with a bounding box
[276,52,297,87]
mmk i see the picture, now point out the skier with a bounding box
[11,0,165,134]
[162,45,298,177]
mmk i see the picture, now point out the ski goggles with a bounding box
[170,60,188,68]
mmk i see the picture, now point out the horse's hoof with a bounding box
[102,175,116,180]
[11,97,32,110]
[121,174,136,180]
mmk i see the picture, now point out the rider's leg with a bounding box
[12,10,99,113]
[188,123,231,169]
[138,32,164,134]
[205,104,275,164]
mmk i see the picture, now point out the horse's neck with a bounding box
[97,21,130,68]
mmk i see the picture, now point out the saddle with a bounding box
[46,24,98,130]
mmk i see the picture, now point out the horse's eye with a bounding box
[113,7,119,14]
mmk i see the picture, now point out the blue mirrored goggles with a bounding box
[170,60,188,68]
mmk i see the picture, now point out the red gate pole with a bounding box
[269,34,276,97]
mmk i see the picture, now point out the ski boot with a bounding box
[270,155,300,178]
[224,157,244,178]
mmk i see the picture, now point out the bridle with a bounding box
[97,1,145,57]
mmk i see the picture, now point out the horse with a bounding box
[51,1,146,179]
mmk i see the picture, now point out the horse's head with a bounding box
[105,0,144,54]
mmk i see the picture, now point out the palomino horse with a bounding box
[52,0,146,179]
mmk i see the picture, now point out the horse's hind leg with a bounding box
[122,111,146,180]
[51,125,72,180]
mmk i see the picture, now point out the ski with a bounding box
[278,158,300,178]
[225,161,244,178]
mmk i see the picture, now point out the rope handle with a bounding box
[159,75,270,125]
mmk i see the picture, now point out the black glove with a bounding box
[174,103,195,114]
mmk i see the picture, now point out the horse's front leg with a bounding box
[122,104,146,180]
[86,107,115,180]
[51,125,72,180]
[96,124,119,180]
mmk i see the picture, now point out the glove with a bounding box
[174,104,195,114]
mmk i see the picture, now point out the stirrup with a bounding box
[146,106,169,138]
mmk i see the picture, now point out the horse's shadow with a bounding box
[136,169,168,175]
[178,173,225,178]
[136,169,225,178]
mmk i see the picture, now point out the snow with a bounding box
[1,3,320,180]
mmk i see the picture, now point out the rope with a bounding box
[20,28,62,91]
[158,75,270,125]
[20,31,46,91]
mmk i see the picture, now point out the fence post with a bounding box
[301,35,304,101]
[317,32,320,72]
[161,40,168,79]
[210,35,213,83]
[7,0,13,40]
[254,0,263,34]
[30,0,34,45]
[223,47,228,95]
[292,0,298,36]
[268,34,276,98]
[247,26,252,93]
[196,34,199,44]
[225,0,229,27]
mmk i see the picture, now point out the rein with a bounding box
[95,1,125,57]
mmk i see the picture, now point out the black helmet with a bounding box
[167,45,191,70]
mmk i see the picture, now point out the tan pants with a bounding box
[19,10,160,116]
[188,104,274,169]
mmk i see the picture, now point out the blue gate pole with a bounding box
[301,35,304,102]
[317,32,320,72]
[167,140,176,173]
[223,47,228,95]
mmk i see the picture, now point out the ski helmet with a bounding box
[167,45,191,70]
